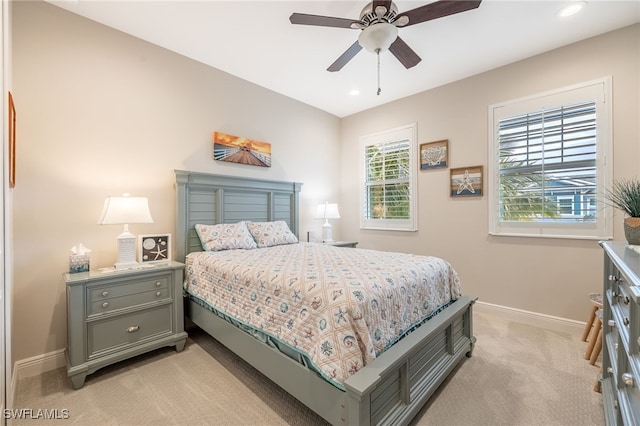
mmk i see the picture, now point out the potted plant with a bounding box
[605,178,640,245]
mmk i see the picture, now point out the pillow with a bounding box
[194,221,257,251]
[246,221,298,248]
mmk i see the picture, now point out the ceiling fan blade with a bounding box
[389,37,422,69]
[327,41,363,72]
[396,0,482,27]
[290,13,360,29]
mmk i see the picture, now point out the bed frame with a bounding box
[174,170,477,426]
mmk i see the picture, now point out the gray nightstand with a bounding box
[64,261,187,389]
[324,241,358,248]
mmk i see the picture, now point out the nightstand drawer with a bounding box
[88,288,170,316]
[88,275,169,302]
[87,304,173,358]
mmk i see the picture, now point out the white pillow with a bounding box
[194,221,257,251]
[246,221,298,248]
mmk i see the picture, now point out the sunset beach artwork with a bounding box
[213,132,272,167]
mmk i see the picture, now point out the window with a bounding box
[360,124,417,231]
[488,78,612,239]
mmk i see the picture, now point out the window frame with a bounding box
[359,123,418,232]
[488,77,613,240]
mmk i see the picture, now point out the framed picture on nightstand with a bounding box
[138,234,171,263]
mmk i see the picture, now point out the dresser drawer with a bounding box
[618,360,640,426]
[88,275,169,302]
[87,304,173,358]
[613,281,632,327]
[88,288,170,316]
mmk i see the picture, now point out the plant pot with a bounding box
[624,217,640,245]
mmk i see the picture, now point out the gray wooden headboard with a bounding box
[174,170,303,262]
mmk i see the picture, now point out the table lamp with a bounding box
[98,194,153,270]
[316,202,340,243]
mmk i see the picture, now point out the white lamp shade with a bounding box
[98,195,154,225]
[358,23,398,53]
[316,202,341,220]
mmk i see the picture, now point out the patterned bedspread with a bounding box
[184,242,461,388]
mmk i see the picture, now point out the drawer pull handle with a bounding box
[102,302,109,308]
[102,291,109,297]
[127,326,140,333]
[609,274,619,282]
[624,296,630,305]
[608,320,616,327]
[156,282,161,287]
[622,373,635,386]
[607,367,614,376]
[156,291,162,297]
[624,317,630,326]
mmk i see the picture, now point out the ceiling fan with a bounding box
[290,1,482,73]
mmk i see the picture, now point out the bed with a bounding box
[175,170,477,426]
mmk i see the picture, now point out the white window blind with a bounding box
[488,78,612,239]
[360,124,417,231]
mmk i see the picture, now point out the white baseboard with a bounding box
[475,300,584,336]
[8,366,17,408]
[8,303,584,389]
[13,349,65,382]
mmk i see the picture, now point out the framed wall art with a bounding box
[450,166,483,197]
[213,131,272,167]
[420,139,448,170]
[8,92,15,188]
[139,234,171,263]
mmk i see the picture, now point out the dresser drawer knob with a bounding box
[102,291,109,297]
[624,318,630,326]
[607,367,614,376]
[156,291,162,297]
[622,373,635,386]
[102,302,109,308]
[127,326,140,333]
[609,274,619,282]
[156,281,161,287]
[623,296,630,305]
[608,320,616,327]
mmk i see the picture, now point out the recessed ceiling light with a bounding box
[349,89,360,96]
[557,1,587,18]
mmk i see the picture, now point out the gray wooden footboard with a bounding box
[344,295,477,425]
[186,295,476,426]
[175,170,477,425]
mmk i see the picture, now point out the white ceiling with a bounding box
[46,0,640,118]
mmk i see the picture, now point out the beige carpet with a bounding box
[11,310,604,425]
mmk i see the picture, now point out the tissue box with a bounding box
[69,254,90,273]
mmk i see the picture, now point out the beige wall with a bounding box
[11,1,640,366]
[11,1,341,363]
[340,24,640,322]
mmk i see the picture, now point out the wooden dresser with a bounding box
[600,241,640,425]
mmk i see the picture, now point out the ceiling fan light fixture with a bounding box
[358,23,398,53]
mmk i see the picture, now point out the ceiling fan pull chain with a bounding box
[376,48,381,96]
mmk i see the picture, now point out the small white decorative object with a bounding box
[70,243,91,273]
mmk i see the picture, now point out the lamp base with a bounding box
[322,221,334,243]
[115,231,140,270]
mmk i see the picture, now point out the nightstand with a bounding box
[324,241,358,248]
[64,261,187,389]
